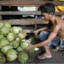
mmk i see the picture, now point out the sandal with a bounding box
[52,47,59,51]
[38,55,52,60]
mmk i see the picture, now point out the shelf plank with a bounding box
[0,11,64,15]
[0,11,41,15]
[0,19,49,25]
[0,1,64,6]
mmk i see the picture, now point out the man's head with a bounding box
[38,3,55,21]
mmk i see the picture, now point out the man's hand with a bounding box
[26,44,34,50]
[34,30,39,35]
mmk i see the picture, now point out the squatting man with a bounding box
[26,3,64,59]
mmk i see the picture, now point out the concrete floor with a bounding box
[27,48,64,64]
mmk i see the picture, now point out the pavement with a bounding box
[27,47,64,64]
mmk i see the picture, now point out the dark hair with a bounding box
[38,3,55,14]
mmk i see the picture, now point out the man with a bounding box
[26,3,64,59]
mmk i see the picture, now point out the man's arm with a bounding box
[34,21,52,34]
[34,26,48,35]
[36,26,48,32]
[38,21,52,32]
[33,24,61,48]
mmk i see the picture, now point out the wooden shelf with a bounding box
[0,0,63,33]
[0,1,64,6]
[0,11,64,15]
[0,19,48,25]
[0,11,41,15]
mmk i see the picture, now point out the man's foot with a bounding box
[52,47,59,51]
[38,53,52,60]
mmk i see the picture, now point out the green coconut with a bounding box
[0,53,6,64]
[0,35,4,39]
[1,45,13,54]
[11,41,19,48]
[0,27,9,35]
[16,37,20,42]
[3,22,11,28]
[6,49,17,61]
[20,41,28,49]
[18,52,28,64]
[7,32,15,42]
[18,32,26,39]
[0,22,4,29]
[0,38,9,48]
[12,26,22,34]
[27,48,35,53]
[17,46,23,52]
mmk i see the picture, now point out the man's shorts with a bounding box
[39,31,61,47]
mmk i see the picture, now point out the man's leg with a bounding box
[52,36,60,51]
[38,31,52,59]
[38,31,60,59]
[39,31,49,41]
[38,45,52,59]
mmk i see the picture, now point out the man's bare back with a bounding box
[53,16,64,38]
